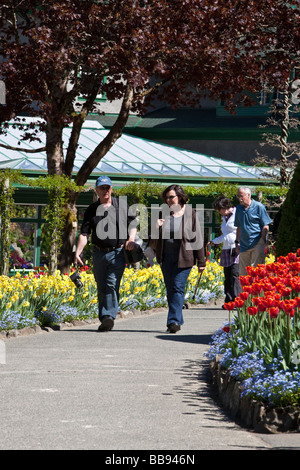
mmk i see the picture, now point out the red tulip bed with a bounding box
[206,250,300,417]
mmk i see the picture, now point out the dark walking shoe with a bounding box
[98,316,114,332]
[167,323,181,333]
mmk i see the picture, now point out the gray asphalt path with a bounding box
[0,303,299,451]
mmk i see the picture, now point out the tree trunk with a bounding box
[49,229,60,274]
[279,79,292,187]
[46,120,65,176]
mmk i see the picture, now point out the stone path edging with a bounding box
[210,354,300,433]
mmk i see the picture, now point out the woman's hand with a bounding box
[156,218,165,228]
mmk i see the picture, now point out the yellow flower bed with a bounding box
[0,260,224,330]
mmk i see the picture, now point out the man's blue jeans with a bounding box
[161,251,191,326]
[93,247,125,321]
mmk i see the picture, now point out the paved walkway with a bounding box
[0,302,299,451]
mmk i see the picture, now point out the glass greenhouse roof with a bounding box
[0,118,278,183]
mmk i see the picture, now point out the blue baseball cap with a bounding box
[95,176,112,187]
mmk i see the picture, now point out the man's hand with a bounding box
[74,252,84,266]
[74,234,88,265]
[125,239,135,251]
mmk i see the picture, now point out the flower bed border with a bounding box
[210,354,300,433]
[0,307,167,339]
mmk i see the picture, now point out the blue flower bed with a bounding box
[205,323,300,408]
[0,310,38,330]
[34,304,99,327]
[0,305,99,331]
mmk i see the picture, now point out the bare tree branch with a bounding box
[0,142,46,153]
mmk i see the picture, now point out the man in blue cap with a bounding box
[75,176,137,331]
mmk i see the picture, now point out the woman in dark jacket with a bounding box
[155,185,206,333]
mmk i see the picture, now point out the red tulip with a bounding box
[251,296,261,306]
[243,286,252,293]
[222,326,230,333]
[268,277,278,286]
[267,293,281,301]
[246,266,257,276]
[224,302,235,311]
[290,280,300,292]
[247,306,258,316]
[266,263,276,273]
[291,262,300,273]
[279,287,292,297]
[269,307,279,318]
[255,267,267,278]
[239,275,253,286]
[235,298,244,308]
[239,291,250,301]
[258,302,268,312]
[261,296,276,308]
[80,265,89,272]
[276,299,285,309]
[281,299,297,317]
[294,297,300,308]
[288,253,298,262]
[251,297,269,312]
[250,283,263,295]
[261,282,275,293]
